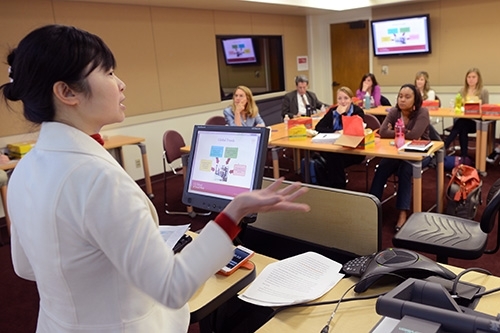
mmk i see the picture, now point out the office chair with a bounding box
[205,116,226,126]
[393,182,500,264]
[162,130,211,217]
[380,95,392,106]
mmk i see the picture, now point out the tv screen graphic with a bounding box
[221,37,258,65]
[371,14,431,56]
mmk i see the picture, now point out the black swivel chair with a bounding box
[393,183,500,264]
[380,95,392,106]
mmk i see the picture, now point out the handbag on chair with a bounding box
[445,164,482,219]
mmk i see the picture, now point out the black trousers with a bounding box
[321,152,365,189]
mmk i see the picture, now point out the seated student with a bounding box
[314,86,365,189]
[414,70,436,101]
[369,84,430,231]
[281,75,325,119]
[223,85,265,127]
[356,73,382,107]
[444,68,489,157]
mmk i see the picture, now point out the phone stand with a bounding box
[375,278,499,333]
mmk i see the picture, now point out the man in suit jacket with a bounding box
[282,75,325,119]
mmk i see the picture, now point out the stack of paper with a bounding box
[159,224,190,249]
[311,133,341,144]
[239,252,344,306]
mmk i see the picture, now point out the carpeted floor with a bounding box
[1,143,500,332]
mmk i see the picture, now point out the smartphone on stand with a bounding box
[218,245,254,276]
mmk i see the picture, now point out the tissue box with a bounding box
[288,117,312,140]
[422,100,439,110]
[7,141,35,155]
[335,129,375,149]
[463,102,481,115]
[481,104,500,116]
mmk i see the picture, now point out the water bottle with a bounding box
[395,118,405,148]
[284,114,290,137]
[364,92,371,109]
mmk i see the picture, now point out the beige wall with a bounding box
[0,0,307,138]
[372,0,500,87]
[308,0,500,105]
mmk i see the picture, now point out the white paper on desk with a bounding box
[239,252,344,307]
[159,224,190,249]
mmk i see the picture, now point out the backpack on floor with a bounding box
[301,153,328,186]
[445,164,482,219]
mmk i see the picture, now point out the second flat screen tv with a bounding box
[221,37,258,65]
[371,14,431,56]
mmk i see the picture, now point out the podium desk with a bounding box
[187,235,276,323]
[257,265,500,332]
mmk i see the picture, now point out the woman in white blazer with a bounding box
[2,25,309,333]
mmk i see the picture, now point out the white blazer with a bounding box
[9,122,233,332]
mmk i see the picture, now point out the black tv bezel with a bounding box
[220,36,259,65]
[371,14,431,57]
[182,125,269,213]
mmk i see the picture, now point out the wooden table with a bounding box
[102,135,153,198]
[365,106,486,174]
[1,135,153,198]
[268,123,444,213]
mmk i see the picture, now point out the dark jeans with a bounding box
[444,118,476,157]
[321,152,365,189]
[369,157,431,211]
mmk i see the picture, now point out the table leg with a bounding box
[303,150,311,184]
[436,148,444,213]
[136,143,154,199]
[477,120,491,176]
[293,148,301,174]
[271,147,280,179]
[409,161,422,213]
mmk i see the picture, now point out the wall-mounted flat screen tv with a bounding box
[371,14,431,56]
[221,37,258,65]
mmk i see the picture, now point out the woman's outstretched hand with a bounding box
[222,178,310,224]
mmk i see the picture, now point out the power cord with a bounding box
[265,272,406,333]
[451,267,492,297]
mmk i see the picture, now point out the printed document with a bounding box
[159,224,190,249]
[239,252,344,306]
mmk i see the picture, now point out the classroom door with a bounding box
[330,21,369,101]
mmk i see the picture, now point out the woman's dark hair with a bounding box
[396,83,423,114]
[1,24,116,124]
[358,73,379,91]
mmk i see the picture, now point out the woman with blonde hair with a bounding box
[414,71,435,101]
[444,68,489,157]
[223,85,265,127]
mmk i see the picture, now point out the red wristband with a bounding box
[214,212,241,240]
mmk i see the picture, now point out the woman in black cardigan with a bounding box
[315,86,365,189]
